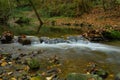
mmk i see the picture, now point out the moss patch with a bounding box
[102,30,120,40]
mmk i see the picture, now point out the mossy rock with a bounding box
[66,73,103,80]
[94,69,108,79]
[102,30,120,40]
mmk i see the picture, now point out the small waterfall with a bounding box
[13,36,120,56]
[1,35,120,70]
[28,36,120,53]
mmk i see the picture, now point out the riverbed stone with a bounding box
[18,35,31,45]
[0,31,14,44]
[66,73,103,80]
[0,67,4,75]
[93,69,108,79]
[115,73,120,80]
[89,37,104,42]
[40,37,50,43]
[67,35,89,43]
[67,36,77,42]
[11,54,20,60]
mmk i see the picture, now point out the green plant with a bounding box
[15,17,30,24]
[27,58,40,70]
[102,30,120,40]
[0,0,13,24]
[38,0,93,17]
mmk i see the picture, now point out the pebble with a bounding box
[8,62,13,65]
[7,72,13,75]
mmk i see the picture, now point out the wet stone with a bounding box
[115,73,120,80]
[0,31,14,44]
[67,35,88,43]
[18,35,32,45]
[11,54,20,60]
[52,74,59,80]
[94,69,108,79]
[2,76,10,80]
[40,37,49,43]
[19,53,26,57]
[0,67,4,75]
[46,68,61,76]
[21,75,30,80]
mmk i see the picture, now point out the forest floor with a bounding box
[44,8,120,28]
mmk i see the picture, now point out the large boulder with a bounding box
[0,31,14,44]
[82,29,105,42]
[18,35,31,45]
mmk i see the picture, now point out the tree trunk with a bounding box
[28,0,43,33]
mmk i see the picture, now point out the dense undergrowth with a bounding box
[1,0,120,19]
[102,30,120,40]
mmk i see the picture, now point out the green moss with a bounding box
[102,30,120,40]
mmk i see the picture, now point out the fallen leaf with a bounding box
[10,77,17,80]
[1,61,7,66]
[30,77,41,80]
[24,66,30,71]
[0,78,2,80]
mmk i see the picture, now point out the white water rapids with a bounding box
[0,36,120,73]
[31,42,120,53]
[23,36,119,64]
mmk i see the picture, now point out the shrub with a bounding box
[38,0,93,17]
[27,58,40,70]
[15,17,30,24]
[0,0,13,24]
[102,30,120,40]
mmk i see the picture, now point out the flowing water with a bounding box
[25,36,120,78]
[0,36,120,79]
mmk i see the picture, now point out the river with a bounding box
[0,36,120,79]
[0,17,119,79]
